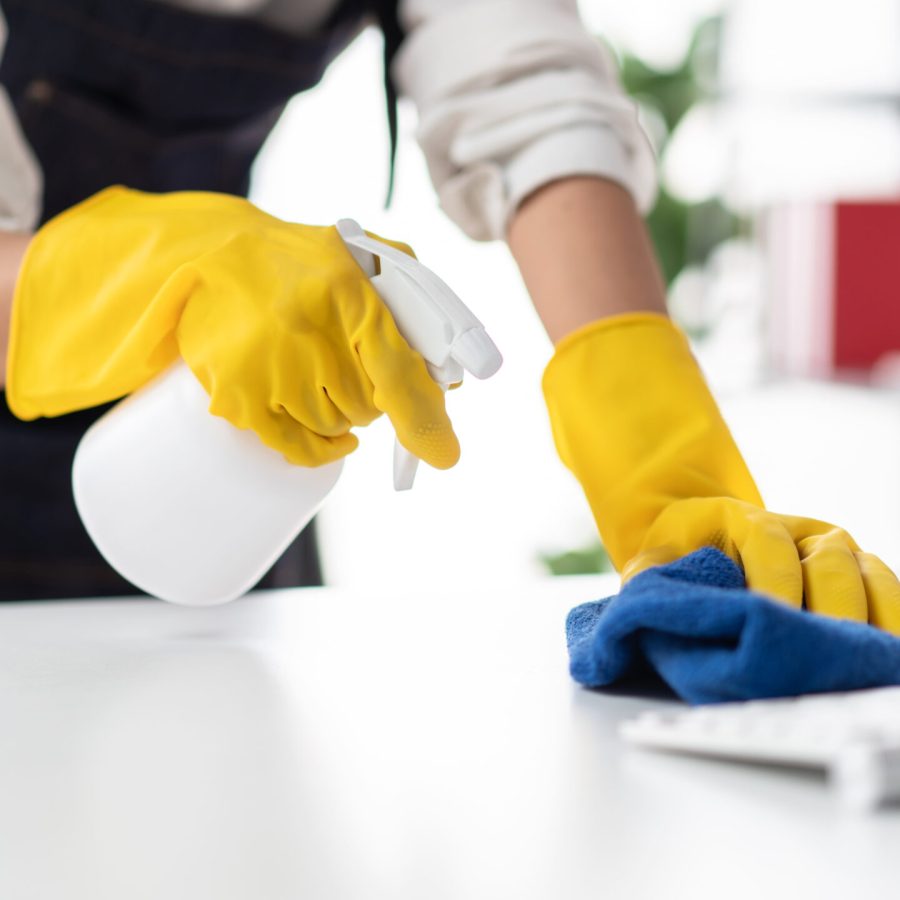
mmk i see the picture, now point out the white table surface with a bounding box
[2,575,899,900]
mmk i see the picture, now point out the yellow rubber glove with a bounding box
[7,186,459,469]
[543,312,900,633]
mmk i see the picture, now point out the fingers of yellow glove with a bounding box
[628,497,729,554]
[210,393,358,466]
[629,499,804,607]
[276,388,357,437]
[621,546,680,583]
[268,412,359,467]
[271,355,368,437]
[355,311,460,471]
[626,497,762,580]
[778,513,861,546]
[798,532,867,622]
[856,552,900,635]
[383,375,459,470]
[738,518,804,608]
[363,230,417,262]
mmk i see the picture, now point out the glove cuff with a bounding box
[550,311,673,358]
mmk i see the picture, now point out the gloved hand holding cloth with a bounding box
[543,312,900,633]
[6,186,459,469]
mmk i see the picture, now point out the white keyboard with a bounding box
[621,687,900,810]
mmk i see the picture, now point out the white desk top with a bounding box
[1,576,898,899]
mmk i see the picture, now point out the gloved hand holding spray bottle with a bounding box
[69,217,502,605]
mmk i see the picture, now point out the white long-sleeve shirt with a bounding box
[0,0,656,239]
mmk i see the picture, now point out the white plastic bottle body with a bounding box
[72,363,343,606]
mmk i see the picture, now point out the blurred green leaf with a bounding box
[609,16,744,287]
[618,17,723,134]
[621,58,698,135]
[645,187,689,285]
[540,543,613,576]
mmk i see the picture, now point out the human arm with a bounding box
[507,173,900,631]
[395,0,900,630]
[507,175,666,339]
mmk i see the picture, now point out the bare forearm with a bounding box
[0,232,31,386]
[506,176,667,344]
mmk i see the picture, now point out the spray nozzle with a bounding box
[336,218,502,490]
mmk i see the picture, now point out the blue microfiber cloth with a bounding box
[566,547,900,705]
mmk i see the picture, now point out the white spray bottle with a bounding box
[71,219,502,606]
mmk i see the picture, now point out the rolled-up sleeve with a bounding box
[395,0,657,241]
[0,11,41,232]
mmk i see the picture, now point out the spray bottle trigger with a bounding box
[336,218,500,492]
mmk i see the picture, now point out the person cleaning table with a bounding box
[0,0,897,629]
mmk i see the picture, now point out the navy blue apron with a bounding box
[0,0,402,599]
